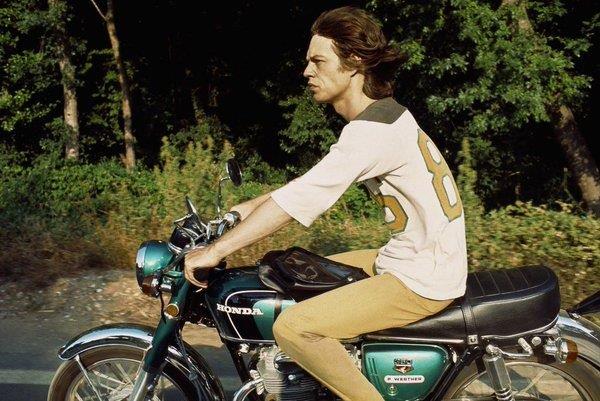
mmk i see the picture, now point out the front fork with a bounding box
[128,279,191,401]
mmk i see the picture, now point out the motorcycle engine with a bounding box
[252,346,320,401]
[251,345,361,401]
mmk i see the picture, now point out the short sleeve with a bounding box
[271,123,403,227]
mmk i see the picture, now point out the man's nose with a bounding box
[303,63,314,78]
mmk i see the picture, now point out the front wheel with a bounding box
[48,346,199,401]
[444,356,600,401]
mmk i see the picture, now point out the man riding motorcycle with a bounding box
[184,6,466,401]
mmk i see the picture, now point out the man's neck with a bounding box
[333,92,377,122]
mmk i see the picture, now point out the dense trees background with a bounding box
[2,0,598,206]
[0,0,598,301]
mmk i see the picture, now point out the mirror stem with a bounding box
[216,177,230,218]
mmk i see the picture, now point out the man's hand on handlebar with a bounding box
[184,211,240,288]
[184,245,220,288]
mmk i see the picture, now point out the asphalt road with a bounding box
[0,314,242,401]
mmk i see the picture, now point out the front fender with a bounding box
[59,323,226,401]
[555,310,600,369]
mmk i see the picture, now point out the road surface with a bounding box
[0,314,242,400]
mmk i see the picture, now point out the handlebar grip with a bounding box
[224,211,241,226]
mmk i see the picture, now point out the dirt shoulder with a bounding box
[0,268,160,323]
[0,268,223,346]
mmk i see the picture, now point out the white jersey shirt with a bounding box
[271,97,467,300]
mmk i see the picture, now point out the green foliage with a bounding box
[455,137,598,305]
[0,1,597,307]
[1,130,598,308]
[467,201,599,306]
[368,0,595,204]
[278,90,339,174]
[0,0,91,157]
[79,49,122,154]
[456,137,485,249]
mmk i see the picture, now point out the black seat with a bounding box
[369,265,561,342]
[258,247,561,342]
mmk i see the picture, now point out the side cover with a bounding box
[362,343,450,401]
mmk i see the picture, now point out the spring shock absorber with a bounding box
[482,348,515,401]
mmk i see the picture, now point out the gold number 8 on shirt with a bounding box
[417,129,463,221]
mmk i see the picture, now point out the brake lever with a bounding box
[163,242,207,275]
[216,211,241,237]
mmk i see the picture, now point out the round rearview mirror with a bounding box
[226,158,242,187]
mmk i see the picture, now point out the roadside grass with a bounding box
[1,138,598,321]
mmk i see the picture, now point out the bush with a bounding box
[0,135,597,315]
[467,201,599,306]
[457,139,599,307]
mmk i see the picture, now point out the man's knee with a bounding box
[272,307,298,344]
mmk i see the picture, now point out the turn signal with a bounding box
[165,303,180,318]
[545,338,578,363]
[561,339,578,363]
[141,275,160,297]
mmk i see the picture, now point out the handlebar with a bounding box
[216,211,241,237]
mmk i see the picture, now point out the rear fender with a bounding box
[58,323,226,401]
[555,310,600,369]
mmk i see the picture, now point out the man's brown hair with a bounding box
[311,6,401,99]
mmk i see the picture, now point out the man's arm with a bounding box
[230,191,272,221]
[184,197,292,286]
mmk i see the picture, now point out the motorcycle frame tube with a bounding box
[555,310,600,369]
[224,341,261,401]
[427,345,485,400]
[568,290,600,316]
[58,323,226,401]
[142,279,190,373]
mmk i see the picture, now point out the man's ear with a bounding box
[350,54,362,77]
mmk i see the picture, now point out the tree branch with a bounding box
[88,0,106,21]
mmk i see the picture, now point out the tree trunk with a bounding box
[106,0,135,170]
[553,105,600,215]
[500,0,600,215]
[190,87,207,126]
[48,0,80,160]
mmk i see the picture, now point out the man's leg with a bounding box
[326,249,379,276]
[273,273,452,401]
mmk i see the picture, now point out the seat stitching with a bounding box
[518,268,530,287]
[473,272,485,297]
[487,270,501,294]
[503,269,516,292]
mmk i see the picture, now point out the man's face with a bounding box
[303,35,355,104]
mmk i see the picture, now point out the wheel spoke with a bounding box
[93,369,128,386]
[518,369,547,395]
[65,354,188,401]
[105,362,133,385]
[75,355,104,401]
[453,361,591,401]
[115,362,135,384]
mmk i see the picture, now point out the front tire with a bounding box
[444,355,600,400]
[48,346,199,401]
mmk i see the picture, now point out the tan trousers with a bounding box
[272,250,452,401]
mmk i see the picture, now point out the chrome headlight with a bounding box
[135,240,174,297]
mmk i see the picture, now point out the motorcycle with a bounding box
[48,158,600,401]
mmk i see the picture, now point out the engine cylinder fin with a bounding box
[256,346,320,401]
